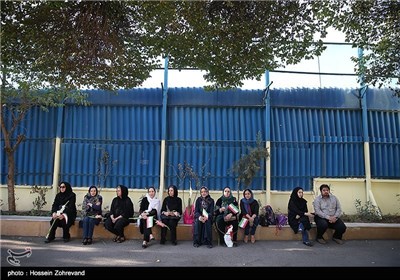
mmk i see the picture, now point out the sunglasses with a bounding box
[59,186,66,189]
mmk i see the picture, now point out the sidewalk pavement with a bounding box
[1,236,399,276]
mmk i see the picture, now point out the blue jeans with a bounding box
[244,217,259,236]
[298,223,309,242]
[82,217,97,239]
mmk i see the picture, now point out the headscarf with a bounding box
[146,186,161,219]
[220,186,235,206]
[199,186,213,210]
[58,181,73,200]
[82,185,102,216]
[162,185,182,214]
[241,188,254,215]
[241,188,255,205]
[109,185,134,219]
[289,186,307,210]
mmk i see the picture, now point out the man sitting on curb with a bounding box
[313,184,347,245]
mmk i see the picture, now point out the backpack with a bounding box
[274,213,288,235]
[259,205,276,227]
[275,214,288,229]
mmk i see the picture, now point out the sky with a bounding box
[139,29,363,90]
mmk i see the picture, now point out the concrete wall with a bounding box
[1,178,399,215]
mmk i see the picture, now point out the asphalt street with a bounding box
[1,236,399,277]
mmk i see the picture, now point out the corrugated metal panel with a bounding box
[59,105,162,188]
[367,89,400,111]
[270,107,364,191]
[270,88,360,109]
[1,107,57,185]
[368,110,400,178]
[165,105,265,191]
[1,87,399,192]
[168,87,264,107]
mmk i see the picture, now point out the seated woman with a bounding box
[44,181,77,243]
[288,186,314,246]
[160,185,182,245]
[104,185,134,243]
[214,186,239,247]
[193,186,215,248]
[239,188,260,244]
[139,186,161,248]
[81,185,103,245]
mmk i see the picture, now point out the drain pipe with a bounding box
[358,48,382,218]
[263,70,272,205]
[158,56,169,200]
[51,106,64,197]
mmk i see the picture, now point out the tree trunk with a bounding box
[6,148,16,212]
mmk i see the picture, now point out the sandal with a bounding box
[113,236,119,242]
[244,235,249,243]
[250,235,256,243]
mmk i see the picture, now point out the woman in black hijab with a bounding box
[288,186,314,246]
[104,185,134,243]
[214,186,239,247]
[193,186,214,248]
[44,181,77,243]
[160,185,183,245]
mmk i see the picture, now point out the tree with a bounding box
[1,1,159,90]
[0,81,88,211]
[139,0,329,89]
[314,0,400,96]
[2,1,331,89]
[230,132,269,200]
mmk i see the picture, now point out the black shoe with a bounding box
[232,242,238,247]
[172,240,177,246]
[303,241,313,247]
[207,244,213,248]
[193,243,200,248]
[63,238,70,243]
[142,241,148,248]
[82,238,88,245]
[160,240,166,245]
[44,238,54,244]
[87,238,92,245]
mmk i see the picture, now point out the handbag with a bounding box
[183,204,195,224]
[161,212,181,220]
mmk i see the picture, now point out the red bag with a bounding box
[183,204,195,224]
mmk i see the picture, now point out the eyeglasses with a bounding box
[59,186,66,189]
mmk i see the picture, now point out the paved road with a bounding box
[1,236,399,277]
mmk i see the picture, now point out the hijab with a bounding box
[241,188,255,205]
[241,188,255,215]
[220,186,235,205]
[289,186,307,210]
[146,186,161,219]
[199,186,213,210]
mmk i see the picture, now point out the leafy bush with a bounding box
[354,199,382,221]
